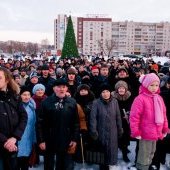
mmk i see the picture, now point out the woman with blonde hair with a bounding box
[0,67,27,170]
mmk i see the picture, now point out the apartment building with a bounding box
[112,21,170,55]
[54,14,170,55]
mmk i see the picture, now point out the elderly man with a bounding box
[37,78,79,170]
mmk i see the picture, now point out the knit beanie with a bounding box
[20,86,31,95]
[91,66,98,71]
[115,80,128,91]
[32,84,45,95]
[116,66,128,74]
[139,73,160,88]
[29,71,38,79]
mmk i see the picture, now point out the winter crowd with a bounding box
[0,56,170,170]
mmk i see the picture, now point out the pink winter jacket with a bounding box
[130,87,168,140]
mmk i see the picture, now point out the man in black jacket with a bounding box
[39,65,56,96]
[37,78,79,170]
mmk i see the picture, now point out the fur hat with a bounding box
[115,80,128,91]
[20,86,31,95]
[67,67,77,75]
[32,84,45,95]
[139,73,160,88]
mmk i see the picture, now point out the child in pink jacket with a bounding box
[130,73,168,170]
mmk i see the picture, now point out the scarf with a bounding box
[111,90,131,101]
[140,85,164,125]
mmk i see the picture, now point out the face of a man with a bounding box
[100,67,109,77]
[30,77,38,84]
[91,69,99,76]
[118,70,127,78]
[68,74,75,81]
[79,66,85,72]
[42,70,49,77]
[53,85,68,98]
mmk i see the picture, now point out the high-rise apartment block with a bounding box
[54,14,170,56]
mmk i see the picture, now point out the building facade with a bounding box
[54,14,170,56]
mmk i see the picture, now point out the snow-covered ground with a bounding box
[30,141,170,170]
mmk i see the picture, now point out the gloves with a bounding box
[118,128,124,138]
[136,136,141,140]
[163,133,167,138]
[90,132,98,141]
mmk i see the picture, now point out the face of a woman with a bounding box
[79,89,88,96]
[35,89,45,97]
[118,87,126,95]
[21,91,31,103]
[101,90,111,100]
[0,71,8,91]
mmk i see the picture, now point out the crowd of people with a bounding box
[0,55,170,170]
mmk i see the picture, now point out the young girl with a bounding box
[130,73,169,170]
[17,86,36,170]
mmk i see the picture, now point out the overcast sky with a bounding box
[0,0,170,44]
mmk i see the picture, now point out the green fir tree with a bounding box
[61,16,78,58]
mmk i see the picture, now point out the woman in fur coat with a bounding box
[111,80,133,162]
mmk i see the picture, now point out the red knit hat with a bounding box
[91,66,98,70]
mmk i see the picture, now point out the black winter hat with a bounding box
[53,78,68,87]
[77,84,90,92]
[99,83,112,94]
[20,86,31,95]
[41,65,49,70]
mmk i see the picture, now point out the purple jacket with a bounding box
[130,86,168,140]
